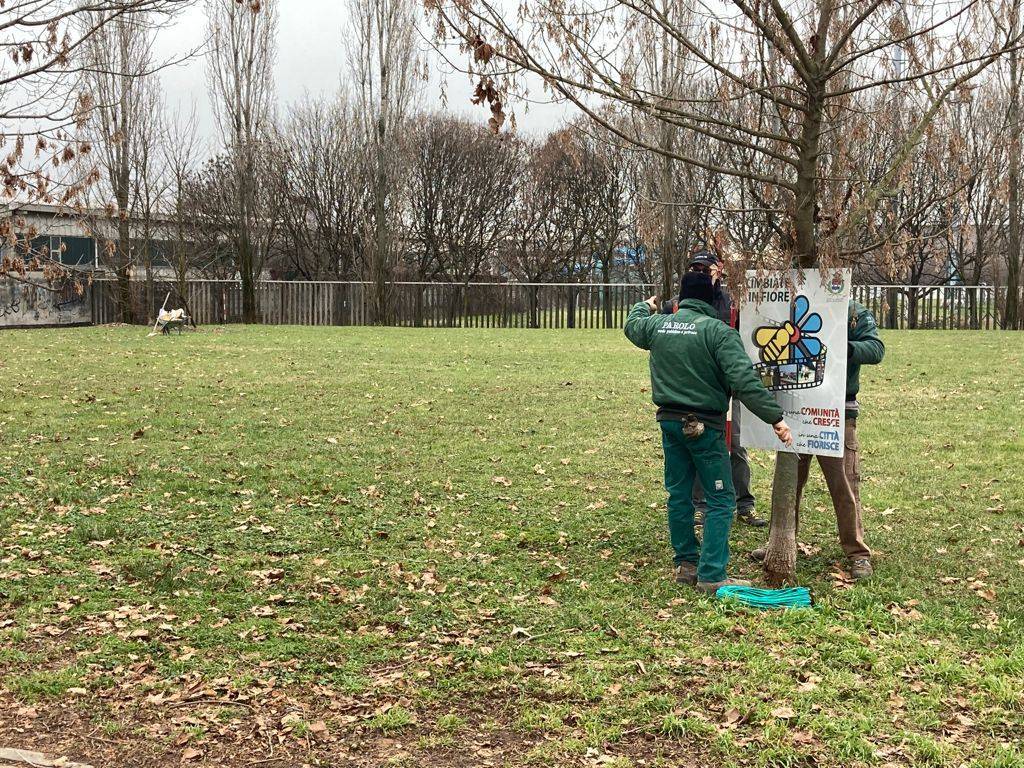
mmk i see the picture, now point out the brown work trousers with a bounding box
[795,418,870,560]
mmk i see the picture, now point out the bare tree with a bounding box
[428,0,1024,583]
[500,133,604,326]
[206,0,278,322]
[568,121,633,325]
[625,0,692,298]
[0,0,192,302]
[402,114,521,323]
[132,81,168,321]
[184,146,285,294]
[80,8,165,322]
[948,87,1011,328]
[276,98,366,280]
[160,102,205,300]
[346,0,420,324]
[1002,0,1024,328]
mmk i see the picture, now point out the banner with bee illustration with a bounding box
[739,269,851,457]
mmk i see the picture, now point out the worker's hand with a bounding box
[774,420,793,447]
[644,295,658,313]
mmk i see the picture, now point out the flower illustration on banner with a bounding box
[752,295,828,391]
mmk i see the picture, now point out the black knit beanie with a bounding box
[679,271,715,306]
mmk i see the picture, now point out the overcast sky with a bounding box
[154,1,574,154]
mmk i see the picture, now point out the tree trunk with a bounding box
[602,252,613,328]
[886,287,899,329]
[239,232,258,324]
[762,74,826,585]
[1007,27,1022,330]
[144,244,154,324]
[116,263,133,325]
[763,451,801,585]
[237,144,260,324]
[371,108,392,325]
[115,212,134,324]
[659,122,676,300]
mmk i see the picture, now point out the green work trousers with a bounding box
[660,420,735,583]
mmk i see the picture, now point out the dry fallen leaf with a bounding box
[791,729,816,744]
[771,706,796,720]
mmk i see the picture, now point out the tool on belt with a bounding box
[682,413,705,439]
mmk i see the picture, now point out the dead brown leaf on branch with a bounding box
[471,78,506,133]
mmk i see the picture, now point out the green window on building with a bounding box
[32,236,96,267]
[54,236,96,267]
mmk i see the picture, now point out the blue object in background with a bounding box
[716,585,813,609]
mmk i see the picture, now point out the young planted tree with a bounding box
[206,0,278,322]
[428,0,1024,583]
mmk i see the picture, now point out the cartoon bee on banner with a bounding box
[752,295,827,391]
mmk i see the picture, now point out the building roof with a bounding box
[1,201,178,226]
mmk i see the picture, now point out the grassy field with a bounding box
[1,325,1023,768]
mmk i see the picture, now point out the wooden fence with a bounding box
[850,284,1003,330]
[91,279,1007,330]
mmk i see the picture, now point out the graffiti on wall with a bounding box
[0,276,90,327]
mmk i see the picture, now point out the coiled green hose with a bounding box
[716,585,813,609]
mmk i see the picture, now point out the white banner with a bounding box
[739,269,850,458]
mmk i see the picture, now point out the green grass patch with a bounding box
[1,325,1022,766]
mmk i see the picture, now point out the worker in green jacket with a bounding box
[751,300,885,580]
[625,272,793,593]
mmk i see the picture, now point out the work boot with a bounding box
[737,508,768,528]
[693,507,706,527]
[673,561,698,586]
[850,558,873,581]
[696,577,752,595]
[749,546,767,562]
